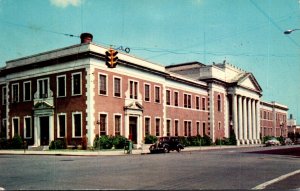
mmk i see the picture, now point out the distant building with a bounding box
[287,114,300,135]
[0,33,289,148]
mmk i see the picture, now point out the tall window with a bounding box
[57,75,66,97]
[144,84,150,102]
[23,81,31,101]
[72,73,82,96]
[184,94,191,108]
[58,114,66,138]
[114,77,121,97]
[184,121,191,136]
[203,122,206,136]
[174,120,179,136]
[202,97,206,110]
[174,91,179,106]
[166,90,171,105]
[155,86,160,103]
[196,121,200,135]
[38,79,49,98]
[130,81,138,99]
[196,96,200,110]
[145,117,150,135]
[73,113,82,137]
[12,117,19,137]
[155,118,160,136]
[114,115,121,136]
[100,114,107,135]
[99,74,107,95]
[24,117,32,138]
[166,119,171,136]
[2,87,6,105]
[12,83,19,102]
[217,94,222,112]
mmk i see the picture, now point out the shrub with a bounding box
[202,135,212,146]
[0,138,9,149]
[93,135,113,149]
[49,139,67,150]
[144,134,157,144]
[277,136,285,145]
[11,135,23,149]
[112,135,127,149]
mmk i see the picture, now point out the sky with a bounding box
[0,0,299,122]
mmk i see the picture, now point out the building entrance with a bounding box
[40,116,49,146]
[129,116,138,144]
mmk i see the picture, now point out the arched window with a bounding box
[217,94,222,112]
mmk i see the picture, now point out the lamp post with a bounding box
[284,29,300,34]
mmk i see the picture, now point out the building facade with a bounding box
[0,33,288,148]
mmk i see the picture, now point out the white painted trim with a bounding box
[113,76,122,98]
[11,83,19,103]
[166,89,171,106]
[71,72,82,96]
[98,112,108,135]
[98,72,108,96]
[144,83,151,102]
[56,75,67,98]
[12,116,20,137]
[155,117,161,137]
[23,81,32,101]
[154,85,161,104]
[36,77,50,99]
[23,116,32,139]
[144,116,151,136]
[173,90,179,107]
[113,113,122,136]
[195,96,200,110]
[72,112,83,138]
[196,121,201,135]
[57,113,67,138]
[174,119,179,136]
[128,79,139,100]
[166,118,172,136]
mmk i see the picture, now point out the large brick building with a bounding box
[0,33,288,148]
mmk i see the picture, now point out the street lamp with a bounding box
[284,29,300,34]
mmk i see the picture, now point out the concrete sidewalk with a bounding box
[0,144,263,156]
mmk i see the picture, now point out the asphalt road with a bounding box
[0,146,299,190]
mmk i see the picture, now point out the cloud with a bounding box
[50,0,82,8]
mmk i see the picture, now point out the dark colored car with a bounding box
[149,136,184,153]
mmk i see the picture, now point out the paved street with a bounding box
[0,146,299,190]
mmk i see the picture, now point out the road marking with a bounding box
[252,169,300,190]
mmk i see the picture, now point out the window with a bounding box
[2,86,6,105]
[196,121,200,135]
[57,75,66,97]
[196,96,200,110]
[2,119,7,138]
[202,97,206,110]
[166,119,171,136]
[72,112,82,137]
[155,118,160,136]
[174,91,179,106]
[114,77,121,97]
[166,90,171,105]
[24,117,32,138]
[99,114,107,135]
[114,115,121,136]
[184,94,191,108]
[217,94,222,112]
[12,117,19,137]
[23,81,31,101]
[155,86,160,103]
[174,120,179,136]
[145,117,150,135]
[58,114,66,138]
[144,84,150,102]
[184,121,191,136]
[12,83,19,103]
[203,122,206,136]
[99,74,107,95]
[72,73,82,96]
[130,81,138,99]
[38,78,49,98]
[218,122,221,130]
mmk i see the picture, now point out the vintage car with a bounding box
[265,138,281,146]
[149,136,184,153]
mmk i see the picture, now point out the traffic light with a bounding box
[105,48,118,68]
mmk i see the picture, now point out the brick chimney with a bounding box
[80,33,93,43]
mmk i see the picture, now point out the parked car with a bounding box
[149,136,184,153]
[265,138,281,146]
[294,138,300,145]
[283,138,293,145]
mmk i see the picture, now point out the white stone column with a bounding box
[243,97,248,144]
[232,94,239,145]
[34,116,40,146]
[248,98,252,144]
[238,95,243,144]
[252,99,256,144]
[49,115,54,144]
[256,100,261,143]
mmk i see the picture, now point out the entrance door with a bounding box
[129,116,137,144]
[40,116,49,146]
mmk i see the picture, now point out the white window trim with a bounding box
[23,81,31,101]
[37,78,50,98]
[57,75,66,98]
[113,76,122,98]
[12,117,20,138]
[99,72,108,96]
[183,93,192,108]
[2,86,6,105]
[174,119,179,136]
[184,120,192,136]
[166,118,172,136]
[195,96,200,110]
[154,85,161,104]
[57,113,67,138]
[174,91,179,107]
[113,113,122,136]
[202,97,206,111]
[196,121,201,135]
[72,112,82,138]
[128,79,139,100]
[144,116,151,136]
[155,117,161,136]
[24,116,32,138]
[72,72,82,96]
[144,83,151,102]
[217,94,222,112]
[11,83,19,103]
[166,89,171,106]
[99,112,108,135]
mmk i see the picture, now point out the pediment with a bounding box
[124,101,144,111]
[34,101,54,110]
[237,73,262,93]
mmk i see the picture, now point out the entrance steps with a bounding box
[28,146,49,151]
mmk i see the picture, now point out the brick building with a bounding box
[0,33,288,148]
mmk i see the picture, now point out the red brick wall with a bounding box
[214,92,225,139]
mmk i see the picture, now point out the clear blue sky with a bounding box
[0,0,299,122]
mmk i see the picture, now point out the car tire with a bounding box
[176,147,181,152]
[163,146,169,153]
